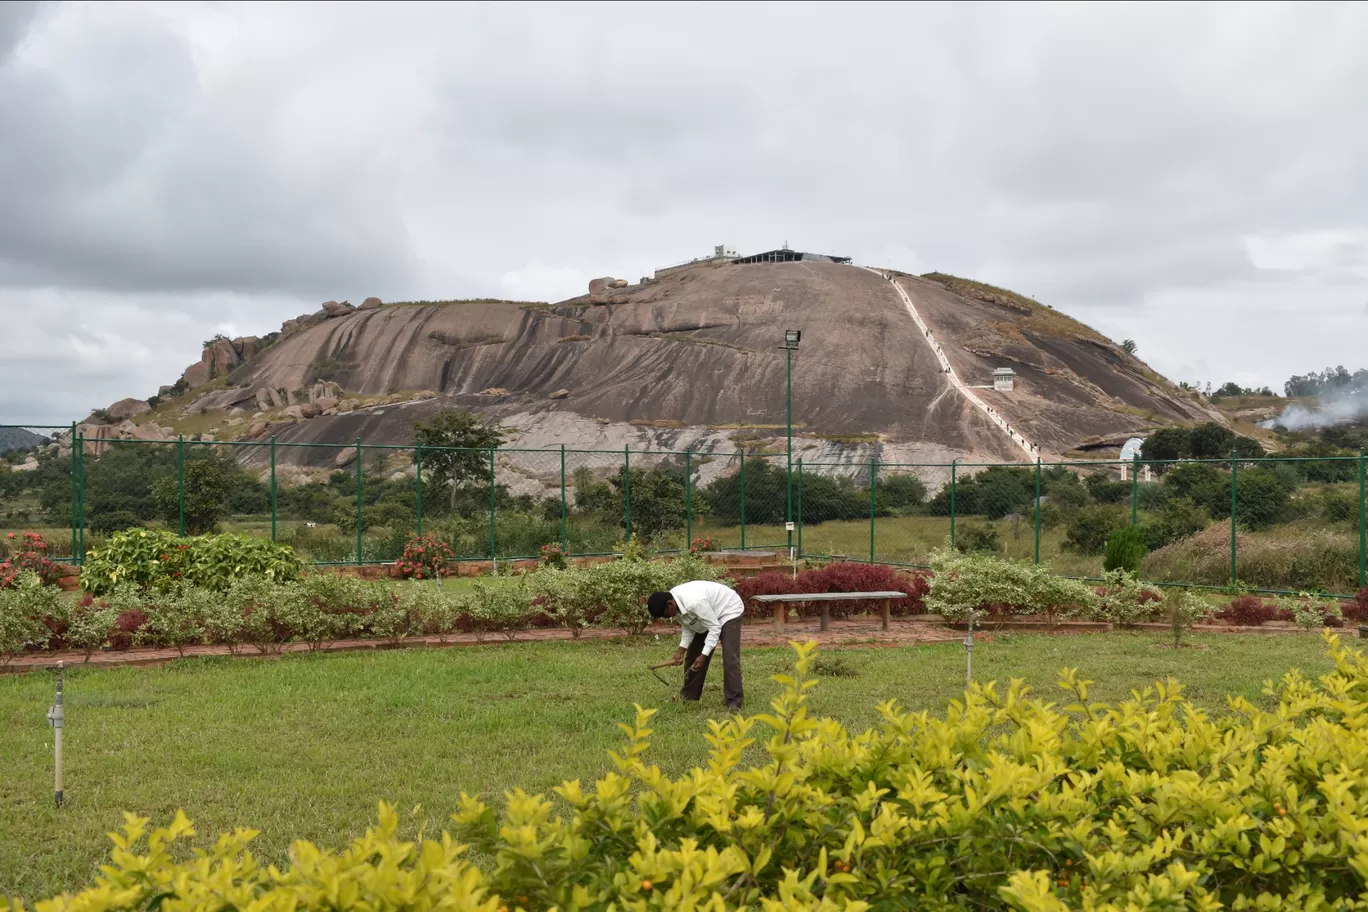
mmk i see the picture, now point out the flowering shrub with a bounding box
[0,531,62,588]
[688,536,717,555]
[539,542,567,569]
[394,532,454,580]
[36,636,1368,910]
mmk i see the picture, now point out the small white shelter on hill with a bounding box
[992,368,1015,392]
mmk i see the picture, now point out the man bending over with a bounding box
[647,579,744,711]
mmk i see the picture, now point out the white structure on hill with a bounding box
[992,368,1015,392]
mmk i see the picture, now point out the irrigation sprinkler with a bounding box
[963,612,981,688]
[46,661,65,808]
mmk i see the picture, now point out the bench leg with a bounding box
[775,603,786,633]
[820,603,829,633]
[881,602,890,632]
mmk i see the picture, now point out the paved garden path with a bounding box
[1,616,966,673]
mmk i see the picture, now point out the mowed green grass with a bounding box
[0,632,1341,900]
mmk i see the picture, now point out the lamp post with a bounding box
[782,330,801,566]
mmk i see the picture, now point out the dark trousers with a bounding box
[681,618,743,710]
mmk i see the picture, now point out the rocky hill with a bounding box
[88,259,1218,466]
[0,426,44,455]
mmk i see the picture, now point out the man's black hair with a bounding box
[646,591,673,618]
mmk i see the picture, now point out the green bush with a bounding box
[1143,497,1208,550]
[925,550,1096,622]
[80,529,301,594]
[953,522,1000,553]
[1102,524,1147,574]
[0,571,56,664]
[1062,504,1127,555]
[37,636,1368,910]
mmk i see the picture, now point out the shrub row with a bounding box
[0,555,728,664]
[25,636,1368,910]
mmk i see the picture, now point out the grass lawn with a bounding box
[0,630,1343,901]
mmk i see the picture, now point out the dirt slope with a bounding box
[195,261,1211,461]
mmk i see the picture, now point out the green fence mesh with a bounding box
[2,426,1366,596]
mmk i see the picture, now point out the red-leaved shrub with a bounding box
[108,609,149,650]
[1214,595,1277,626]
[734,564,928,619]
[1348,588,1368,622]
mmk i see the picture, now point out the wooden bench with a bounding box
[752,591,910,633]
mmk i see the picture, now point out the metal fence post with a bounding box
[76,435,85,563]
[950,460,957,551]
[796,458,804,558]
[623,444,632,541]
[739,449,746,550]
[1034,457,1042,565]
[868,459,877,562]
[685,450,693,549]
[488,444,496,562]
[270,436,277,543]
[559,444,567,553]
[68,422,77,561]
[1230,449,1238,589]
[177,435,185,537]
[354,439,363,565]
[1131,455,1139,526]
[1359,448,1365,589]
[415,443,423,537]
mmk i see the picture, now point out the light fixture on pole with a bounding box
[781,330,801,571]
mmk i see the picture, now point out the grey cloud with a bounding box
[3,0,1368,421]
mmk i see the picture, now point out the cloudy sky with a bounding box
[2,0,1367,423]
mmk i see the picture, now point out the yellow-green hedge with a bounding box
[17,635,1368,911]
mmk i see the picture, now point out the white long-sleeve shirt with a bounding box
[672,580,745,657]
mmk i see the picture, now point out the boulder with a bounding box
[106,398,151,420]
[549,389,570,400]
[300,403,321,419]
[588,277,613,305]
[255,388,272,410]
[281,318,301,335]
[228,407,246,417]
[359,297,383,311]
[413,390,437,400]
[322,408,338,416]
[286,389,299,406]
[316,396,338,411]
[128,424,167,441]
[249,420,268,437]
[268,387,285,409]
[282,405,305,421]
[204,338,241,377]
[158,385,175,398]
[335,448,357,468]
[335,399,357,413]
[235,336,260,361]
[12,458,39,473]
[182,361,210,388]
[322,300,355,317]
[480,387,509,396]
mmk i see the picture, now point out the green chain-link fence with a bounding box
[3,426,1366,596]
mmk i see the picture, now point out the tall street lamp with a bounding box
[782,329,801,565]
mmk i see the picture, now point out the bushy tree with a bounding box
[1163,462,1227,516]
[1232,467,1292,530]
[412,410,507,512]
[1063,504,1128,555]
[151,456,236,534]
[1140,427,1189,467]
[609,465,686,541]
[1187,422,1236,460]
[1144,497,1209,550]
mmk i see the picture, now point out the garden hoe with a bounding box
[648,661,679,701]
